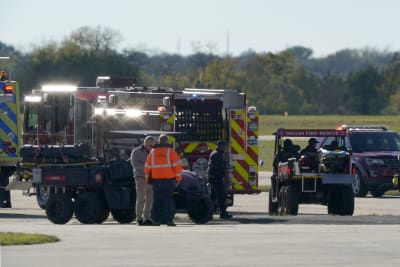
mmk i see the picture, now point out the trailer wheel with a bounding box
[340,185,354,216]
[327,188,340,215]
[46,194,73,224]
[328,186,354,216]
[36,186,51,209]
[74,192,106,224]
[285,185,299,215]
[268,190,278,215]
[187,198,213,224]
[278,186,286,215]
[111,209,136,224]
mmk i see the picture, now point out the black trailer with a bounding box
[30,130,213,224]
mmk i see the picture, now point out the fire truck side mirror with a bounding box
[108,94,117,105]
[163,96,170,107]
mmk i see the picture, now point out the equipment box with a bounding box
[33,167,89,186]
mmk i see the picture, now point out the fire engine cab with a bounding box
[93,85,260,204]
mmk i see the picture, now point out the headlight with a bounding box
[365,158,385,166]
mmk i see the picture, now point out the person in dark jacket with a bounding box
[208,140,232,219]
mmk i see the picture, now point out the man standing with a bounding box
[144,134,182,226]
[208,140,232,219]
[130,136,156,226]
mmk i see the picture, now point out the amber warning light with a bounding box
[5,85,13,92]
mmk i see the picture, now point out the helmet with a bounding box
[283,139,293,148]
[308,138,319,145]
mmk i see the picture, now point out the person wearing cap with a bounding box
[300,138,320,171]
[207,140,232,219]
[273,138,298,173]
[144,134,182,226]
[130,136,156,226]
[301,138,319,154]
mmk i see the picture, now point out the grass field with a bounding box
[0,232,59,246]
[259,115,400,135]
[258,115,400,171]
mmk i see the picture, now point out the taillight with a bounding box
[3,141,11,147]
[10,147,16,153]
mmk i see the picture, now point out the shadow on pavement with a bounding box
[0,213,47,219]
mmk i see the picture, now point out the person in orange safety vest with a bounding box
[144,134,182,226]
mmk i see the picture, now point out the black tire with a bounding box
[74,192,106,224]
[328,185,354,216]
[46,194,73,224]
[111,209,136,224]
[36,186,51,209]
[352,169,368,197]
[285,184,299,215]
[268,190,278,215]
[370,190,384,198]
[187,198,213,224]
[340,185,354,216]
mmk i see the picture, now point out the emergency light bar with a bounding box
[94,108,160,117]
[42,85,77,92]
[24,95,42,102]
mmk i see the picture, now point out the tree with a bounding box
[68,26,122,51]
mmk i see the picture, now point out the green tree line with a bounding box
[2,26,400,115]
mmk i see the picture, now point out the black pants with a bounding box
[210,177,227,214]
[0,167,12,208]
[152,179,176,224]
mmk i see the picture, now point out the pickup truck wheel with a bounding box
[285,185,299,215]
[370,190,384,198]
[46,194,73,224]
[352,169,368,197]
[36,186,51,209]
[111,209,136,224]
[187,198,213,224]
[74,192,105,224]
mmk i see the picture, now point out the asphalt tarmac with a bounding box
[1,191,400,267]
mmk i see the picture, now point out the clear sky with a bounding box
[3,0,400,57]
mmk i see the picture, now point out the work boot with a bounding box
[143,220,153,226]
[220,212,233,219]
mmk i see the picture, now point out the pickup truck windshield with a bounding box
[349,132,400,152]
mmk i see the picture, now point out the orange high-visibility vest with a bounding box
[144,146,182,182]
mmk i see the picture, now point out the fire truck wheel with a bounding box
[278,186,286,215]
[46,194,73,224]
[74,192,106,224]
[285,185,299,215]
[111,209,136,224]
[36,186,51,209]
[352,168,368,197]
[268,190,278,215]
[187,198,213,224]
